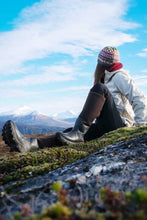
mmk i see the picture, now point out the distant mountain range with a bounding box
[0,107,77,135]
[0,121,65,135]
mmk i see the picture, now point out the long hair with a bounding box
[94,63,106,85]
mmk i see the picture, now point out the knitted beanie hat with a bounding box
[98,46,120,66]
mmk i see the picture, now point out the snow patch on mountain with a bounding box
[52,110,77,119]
[0,106,40,117]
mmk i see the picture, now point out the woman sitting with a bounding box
[2,46,147,152]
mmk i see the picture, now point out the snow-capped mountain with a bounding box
[0,106,39,117]
[13,106,40,116]
[0,106,74,128]
[52,110,77,119]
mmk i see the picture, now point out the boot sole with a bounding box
[2,120,21,152]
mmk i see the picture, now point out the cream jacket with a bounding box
[104,69,147,126]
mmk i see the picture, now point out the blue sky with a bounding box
[0,0,146,115]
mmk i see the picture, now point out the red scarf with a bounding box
[107,62,123,72]
[101,62,123,83]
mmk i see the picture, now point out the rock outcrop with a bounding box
[0,127,146,219]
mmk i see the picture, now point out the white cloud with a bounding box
[133,75,147,86]
[0,0,139,74]
[0,85,90,98]
[141,69,147,73]
[0,88,88,115]
[0,88,39,98]
[0,64,80,86]
[29,95,87,115]
[137,48,147,57]
[53,86,90,93]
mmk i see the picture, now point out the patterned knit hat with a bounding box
[98,46,120,66]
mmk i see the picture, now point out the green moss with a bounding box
[0,126,146,185]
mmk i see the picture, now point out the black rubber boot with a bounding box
[56,117,89,145]
[2,120,39,152]
[56,92,105,145]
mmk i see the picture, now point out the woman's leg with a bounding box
[57,83,124,144]
[91,83,124,131]
[37,134,61,148]
[84,83,125,141]
[84,123,104,141]
[2,121,64,152]
[2,121,72,152]
[37,128,73,148]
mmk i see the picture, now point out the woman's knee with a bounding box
[90,83,108,96]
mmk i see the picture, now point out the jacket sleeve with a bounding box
[113,72,147,125]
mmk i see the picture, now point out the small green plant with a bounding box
[51,181,62,192]
[44,202,72,219]
[126,189,147,204]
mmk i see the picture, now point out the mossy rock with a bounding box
[0,126,146,185]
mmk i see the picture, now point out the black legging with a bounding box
[84,83,125,141]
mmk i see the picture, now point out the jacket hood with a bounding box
[104,69,130,83]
